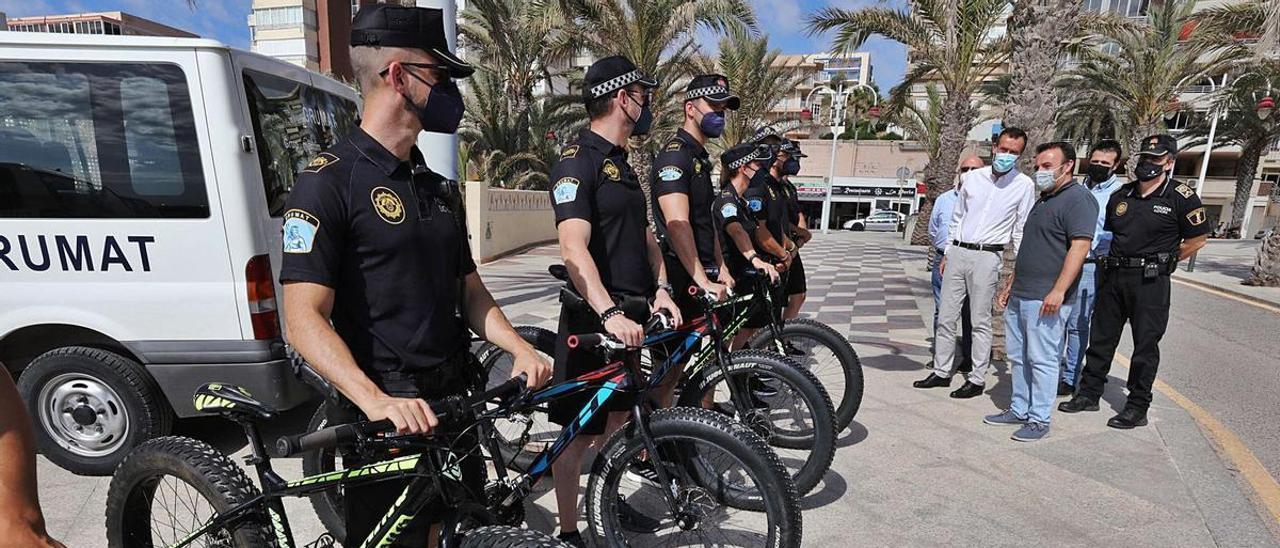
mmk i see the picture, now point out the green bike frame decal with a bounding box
[270,508,292,548]
[362,486,413,548]
[286,454,420,488]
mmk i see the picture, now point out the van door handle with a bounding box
[241,135,254,153]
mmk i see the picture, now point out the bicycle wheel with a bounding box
[678,349,835,496]
[301,402,348,543]
[585,407,802,548]
[749,318,864,431]
[105,436,271,548]
[480,325,558,473]
[461,525,569,548]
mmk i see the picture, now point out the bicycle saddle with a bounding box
[193,383,277,421]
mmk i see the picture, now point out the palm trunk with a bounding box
[1228,137,1266,235]
[911,93,976,245]
[1245,178,1280,286]
[1004,0,1081,171]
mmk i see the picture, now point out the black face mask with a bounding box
[781,158,801,176]
[1133,160,1164,182]
[404,70,465,134]
[749,163,771,186]
[623,93,653,136]
[1085,164,1113,184]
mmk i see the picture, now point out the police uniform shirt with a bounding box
[744,173,787,245]
[780,177,802,228]
[652,128,718,269]
[549,128,653,296]
[279,128,475,376]
[1105,177,1210,257]
[713,186,759,276]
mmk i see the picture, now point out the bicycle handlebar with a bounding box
[275,373,528,458]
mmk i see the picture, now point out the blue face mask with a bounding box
[698,109,726,138]
[992,152,1018,173]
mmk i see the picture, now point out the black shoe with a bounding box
[1107,408,1148,429]
[949,381,984,399]
[957,360,973,374]
[749,376,779,398]
[913,373,952,389]
[1057,381,1075,397]
[617,496,662,533]
[1058,396,1100,413]
[557,530,587,548]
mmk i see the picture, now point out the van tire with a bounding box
[16,346,174,476]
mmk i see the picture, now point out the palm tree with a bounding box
[692,27,807,155]
[807,0,1013,245]
[561,0,757,213]
[1055,0,1248,169]
[893,84,945,163]
[460,70,580,189]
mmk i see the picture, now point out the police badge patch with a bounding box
[370,187,405,224]
[1116,202,1129,216]
[748,198,763,212]
[302,152,339,173]
[1175,184,1195,198]
[553,177,580,204]
[282,209,320,253]
[1186,207,1206,226]
[602,160,621,181]
[694,161,703,174]
[561,145,580,159]
[720,203,738,218]
[658,166,683,182]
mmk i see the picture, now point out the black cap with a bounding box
[350,5,474,78]
[583,55,657,101]
[781,139,808,158]
[751,127,783,144]
[721,142,767,171]
[685,74,740,110]
[1136,134,1178,157]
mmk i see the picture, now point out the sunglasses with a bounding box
[380,62,453,83]
[958,166,978,173]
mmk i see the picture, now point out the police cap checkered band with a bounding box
[685,74,740,109]
[722,143,765,171]
[583,55,657,101]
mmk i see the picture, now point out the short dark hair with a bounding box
[1089,139,1123,161]
[586,93,614,120]
[1035,140,1076,165]
[997,126,1028,145]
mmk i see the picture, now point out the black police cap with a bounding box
[781,139,808,158]
[721,142,767,171]
[1136,134,1178,157]
[685,74,740,110]
[583,55,657,102]
[350,5,474,78]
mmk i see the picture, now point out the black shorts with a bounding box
[785,253,807,296]
[549,294,649,435]
[327,363,485,546]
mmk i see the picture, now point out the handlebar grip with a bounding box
[568,333,607,349]
[475,373,527,405]
[276,419,394,457]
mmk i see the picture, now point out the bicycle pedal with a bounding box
[304,533,337,548]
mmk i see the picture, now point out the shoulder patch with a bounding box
[658,166,684,182]
[720,203,739,219]
[748,198,764,212]
[282,209,320,253]
[1186,207,1206,226]
[602,160,621,181]
[561,145,580,159]
[694,161,703,174]
[301,152,340,173]
[665,141,682,151]
[1175,184,1194,198]
[553,177,581,204]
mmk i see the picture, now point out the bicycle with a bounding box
[108,325,802,547]
[473,266,835,497]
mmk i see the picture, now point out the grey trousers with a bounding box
[933,245,1002,385]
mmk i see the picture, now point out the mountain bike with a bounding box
[474,266,835,497]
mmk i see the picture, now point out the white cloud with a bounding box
[0,0,55,17]
[750,0,806,34]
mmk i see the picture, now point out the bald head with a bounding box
[957,155,983,187]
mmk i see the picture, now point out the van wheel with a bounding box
[16,346,174,476]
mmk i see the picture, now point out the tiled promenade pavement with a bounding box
[34,232,1279,547]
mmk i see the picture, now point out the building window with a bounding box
[253,6,308,29]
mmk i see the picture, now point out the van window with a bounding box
[243,70,358,217]
[0,62,209,218]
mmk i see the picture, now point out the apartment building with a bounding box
[4,11,197,37]
[248,0,422,81]
[767,52,873,139]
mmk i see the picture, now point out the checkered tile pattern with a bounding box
[477,233,934,364]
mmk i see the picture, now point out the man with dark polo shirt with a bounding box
[279,6,550,545]
[983,142,1097,442]
[546,55,681,546]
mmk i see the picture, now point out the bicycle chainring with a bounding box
[485,483,525,526]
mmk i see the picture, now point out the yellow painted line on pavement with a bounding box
[1171,277,1280,315]
[1114,353,1280,525]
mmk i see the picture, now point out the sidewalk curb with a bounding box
[1171,273,1280,311]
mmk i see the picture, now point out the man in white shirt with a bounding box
[915,127,1036,398]
[926,156,985,372]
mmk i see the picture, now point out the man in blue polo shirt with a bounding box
[1059,140,1124,396]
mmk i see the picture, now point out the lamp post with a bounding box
[804,81,878,234]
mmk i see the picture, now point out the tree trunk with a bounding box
[1228,137,1266,236]
[911,92,976,245]
[1245,177,1280,286]
[1003,0,1082,171]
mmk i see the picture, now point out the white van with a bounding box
[0,33,360,474]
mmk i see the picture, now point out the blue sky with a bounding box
[0,0,907,93]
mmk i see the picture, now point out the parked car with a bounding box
[843,210,906,232]
[1255,228,1275,240]
[0,32,369,474]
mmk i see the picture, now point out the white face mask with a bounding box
[1034,168,1057,192]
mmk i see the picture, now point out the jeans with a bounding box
[930,249,972,362]
[1060,263,1097,386]
[1005,296,1073,424]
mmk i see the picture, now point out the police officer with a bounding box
[279,6,551,544]
[1059,134,1209,428]
[777,139,813,320]
[745,133,796,325]
[717,143,783,349]
[650,73,739,405]
[546,55,681,546]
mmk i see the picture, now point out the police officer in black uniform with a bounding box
[650,74,740,405]
[743,135,796,326]
[545,55,681,547]
[1059,135,1209,428]
[716,143,783,349]
[279,6,550,544]
[777,139,813,319]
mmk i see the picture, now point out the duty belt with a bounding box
[1103,254,1172,269]
[952,240,1005,252]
